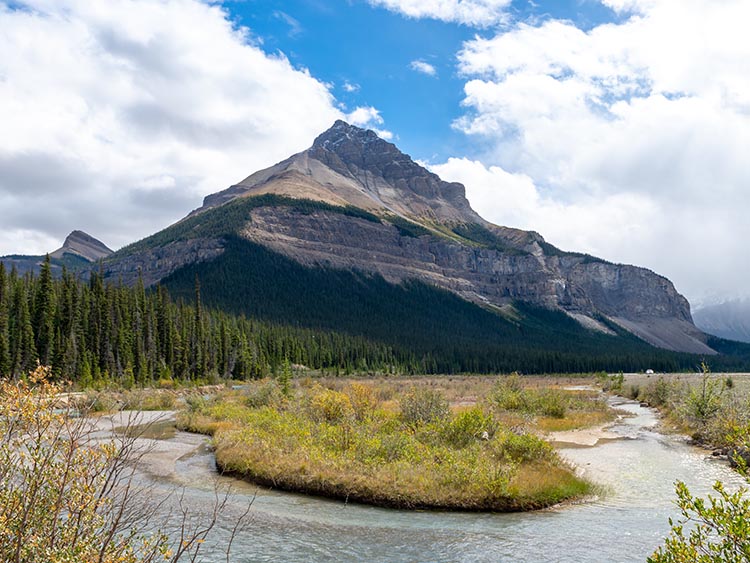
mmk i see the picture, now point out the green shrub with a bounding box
[443,407,496,448]
[642,377,674,407]
[596,371,624,392]
[492,373,527,411]
[400,388,449,426]
[492,376,568,418]
[649,481,750,563]
[536,389,567,418]
[494,432,553,463]
[83,391,120,413]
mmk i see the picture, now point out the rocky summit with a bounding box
[105,121,713,355]
[51,230,113,262]
[1,230,112,276]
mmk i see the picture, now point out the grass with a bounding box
[178,375,612,511]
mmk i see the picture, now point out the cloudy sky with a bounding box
[1,0,748,306]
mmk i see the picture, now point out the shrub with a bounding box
[649,481,750,563]
[82,390,120,413]
[310,388,354,423]
[596,371,624,392]
[346,382,378,421]
[400,388,449,426]
[443,407,496,448]
[492,376,568,418]
[244,379,282,408]
[643,377,673,407]
[0,366,240,562]
[535,389,567,418]
[494,432,553,463]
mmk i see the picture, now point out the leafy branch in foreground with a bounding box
[0,365,246,563]
[649,481,750,563]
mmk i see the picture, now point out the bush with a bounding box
[494,432,553,463]
[443,407,496,448]
[346,382,378,421]
[400,388,450,426]
[0,366,239,563]
[82,390,121,413]
[492,376,568,418]
[536,389,567,418]
[244,379,282,408]
[649,481,750,563]
[643,377,673,407]
[310,388,354,423]
[596,371,624,392]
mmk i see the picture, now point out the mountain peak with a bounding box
[312,120,384,151]
[51,230,113,262]
[200,121,484,224]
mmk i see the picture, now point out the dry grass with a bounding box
[177,375,610,511]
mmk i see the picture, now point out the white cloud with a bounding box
[409,60,437,76]
[368,0,511,26]
[343,81,360,92]
[449,0,750,302]
[345,106,394,139]
[0,0,360,255]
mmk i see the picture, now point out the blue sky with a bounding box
[1,0,749,303]
[231,0,624,162]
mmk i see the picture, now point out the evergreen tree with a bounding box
[33,255,56,366]
[0,263,10,376]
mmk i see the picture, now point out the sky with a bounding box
[0,0,748,307]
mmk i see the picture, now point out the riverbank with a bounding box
[177,375,615,511]
[621,370,750,464]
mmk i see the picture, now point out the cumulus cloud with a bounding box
[367,0,511,26]
[448,0,750,302]
[0,0,358,255]
[409,60,437,76]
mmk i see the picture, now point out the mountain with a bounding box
[1,230,113,276]
[104,120,713,359]
[693,299,750,343]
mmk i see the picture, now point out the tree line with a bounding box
[0,257,406,385]
[2,247,749,385]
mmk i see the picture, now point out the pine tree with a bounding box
[33,255,56,366]
[0,263,10,376]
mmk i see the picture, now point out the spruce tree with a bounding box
[33,255,56,366]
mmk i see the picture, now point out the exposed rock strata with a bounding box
[104,239,224,287]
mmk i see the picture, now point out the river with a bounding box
[118,397,747,563]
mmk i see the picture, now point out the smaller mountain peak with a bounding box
[51,231,113,262]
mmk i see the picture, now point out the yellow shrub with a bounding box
[310,388,354,422]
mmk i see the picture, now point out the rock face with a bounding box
[105,120,712,354]
[50,230,113,262]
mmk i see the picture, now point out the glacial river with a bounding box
[126,398,746,563]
